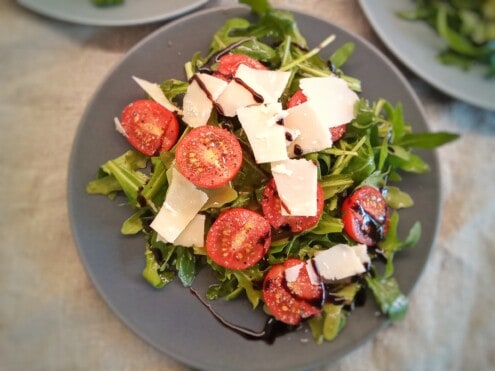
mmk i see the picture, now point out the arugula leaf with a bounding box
[121,209,146,235]
[330,42,355,69]
[142,244,174,288]
[87,150,148,208]
[176,246,198,287]
[366,275,409,321]
[239,0,271,16]
[396,131,460,148]
[379,211,421,278]
[91,0,123,6]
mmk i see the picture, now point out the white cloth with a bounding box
[1,1,494,370]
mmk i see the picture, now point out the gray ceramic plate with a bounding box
[359,0,495,111]
[17,0,208,26]
[68,5,440,371]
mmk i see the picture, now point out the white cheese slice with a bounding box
[271,158,318,216]
[313,244,366,281]
[132,76,181,113]
[165,214,205,247]
[285,261,322,286]
[299,75,359,128]
[114,117,127,137]
[235,64,290,103]
[150,168,208,243]
[305,261,321,286]
[182,73,228,127]
[237,103,289,163]
[350,244,370,266]
[215,65,290,117]
[285,262,304,283]
[214,79,259,117]
[283,101,333,157]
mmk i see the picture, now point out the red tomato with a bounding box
[341,186,390,246]
[263,259,322,325]
[175,125,242,189]
[261,179,324,233]
[214,53,267,80]
[287,89,347,142]
[121,99,179,156]
[205,208,271,270]
[284,259,323,302]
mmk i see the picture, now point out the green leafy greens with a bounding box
[398,0,495,75]
[86,0,458,344]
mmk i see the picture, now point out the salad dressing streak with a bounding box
[190,287,296,344]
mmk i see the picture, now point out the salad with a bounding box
[86,0,457,344]
[398,0,495,75]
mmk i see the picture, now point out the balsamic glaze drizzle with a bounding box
[190,288,296,344]
[197,37,257,75]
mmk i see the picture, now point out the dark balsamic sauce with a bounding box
[198,37,256,74]
[233,77,264,103]
[190,288,296,344]
[190,270,368,344]
[352,203,386,242]
[293,144,303,156]
[189,74,226,116]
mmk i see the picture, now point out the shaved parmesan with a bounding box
[271,159,317,216]
[235,64,290,103]
[350,244,370,266]
[182,73,227,127]
[215,65,290,117]
[150,168,208,243]
[214,79,260,117]
[237,103,289,163]
[299,76,359,128]
[313,244,367,281]
[114,117,127,137]
[168,214,206,247]
[132,76,181,113]
[285,262,304,283]
[284,101,333,157]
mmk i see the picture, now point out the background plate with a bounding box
[17,0,208,26]
[68,6,441,371]
[359,0,495,111]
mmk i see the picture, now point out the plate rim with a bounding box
[358,0,495,111]
[67,5,441,370]
[16,0,209,26]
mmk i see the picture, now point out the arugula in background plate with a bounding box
[398,0,495,76]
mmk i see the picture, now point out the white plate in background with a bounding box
[17,0,208,26]
[359,0,495,111]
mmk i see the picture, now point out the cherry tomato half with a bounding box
[263,259,322,325]
[284,259,323,303]
[175,125,242,189]
[341,186,390,246]
[214,53,267,80]
[121,99,179,156]
[261,178,324,233]
[287,89,346,142]
[206,208,271,270]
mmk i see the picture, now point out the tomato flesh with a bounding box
[341,186,390,246]
[121,99,179,156]
[263,259,322,325]
[287,89,347,142]
[175,125,242,189]
[284,259,323,303]
[206,208,271,270]
[261,178,324,233]
[214,53,267,80]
